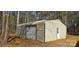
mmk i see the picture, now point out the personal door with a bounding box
[57,28,60,39]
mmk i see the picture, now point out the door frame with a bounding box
[25,25,37,40]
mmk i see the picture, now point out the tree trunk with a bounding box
[17,11,19,26]
[1,11,9,46]
[26,11,30,22]
[0,11,5,46]
[16,11,20,36]
[0,11,5,38]
[25,12,27,23]
[64,11,68,25]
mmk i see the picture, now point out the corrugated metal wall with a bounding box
[16,22,45,42]
[37,22,45,42]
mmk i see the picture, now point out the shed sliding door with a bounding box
[26,26,36,40]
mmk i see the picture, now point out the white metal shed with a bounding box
[17,19,67,42]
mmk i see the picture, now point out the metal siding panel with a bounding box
[45,22,57,42]
[37,30,44,42]
[37,23,45,42]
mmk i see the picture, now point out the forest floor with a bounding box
[4,35,79,47]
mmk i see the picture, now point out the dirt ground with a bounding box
[4,35,79,47]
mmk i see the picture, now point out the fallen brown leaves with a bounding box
[3,35,79,47]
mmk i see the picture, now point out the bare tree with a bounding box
[0,11,5,46]
[0,12,5,38]
[64,11,68,25]
[17,11,19,26]
[1,11,9,46]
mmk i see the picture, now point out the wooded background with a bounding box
[0,11,79,46]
